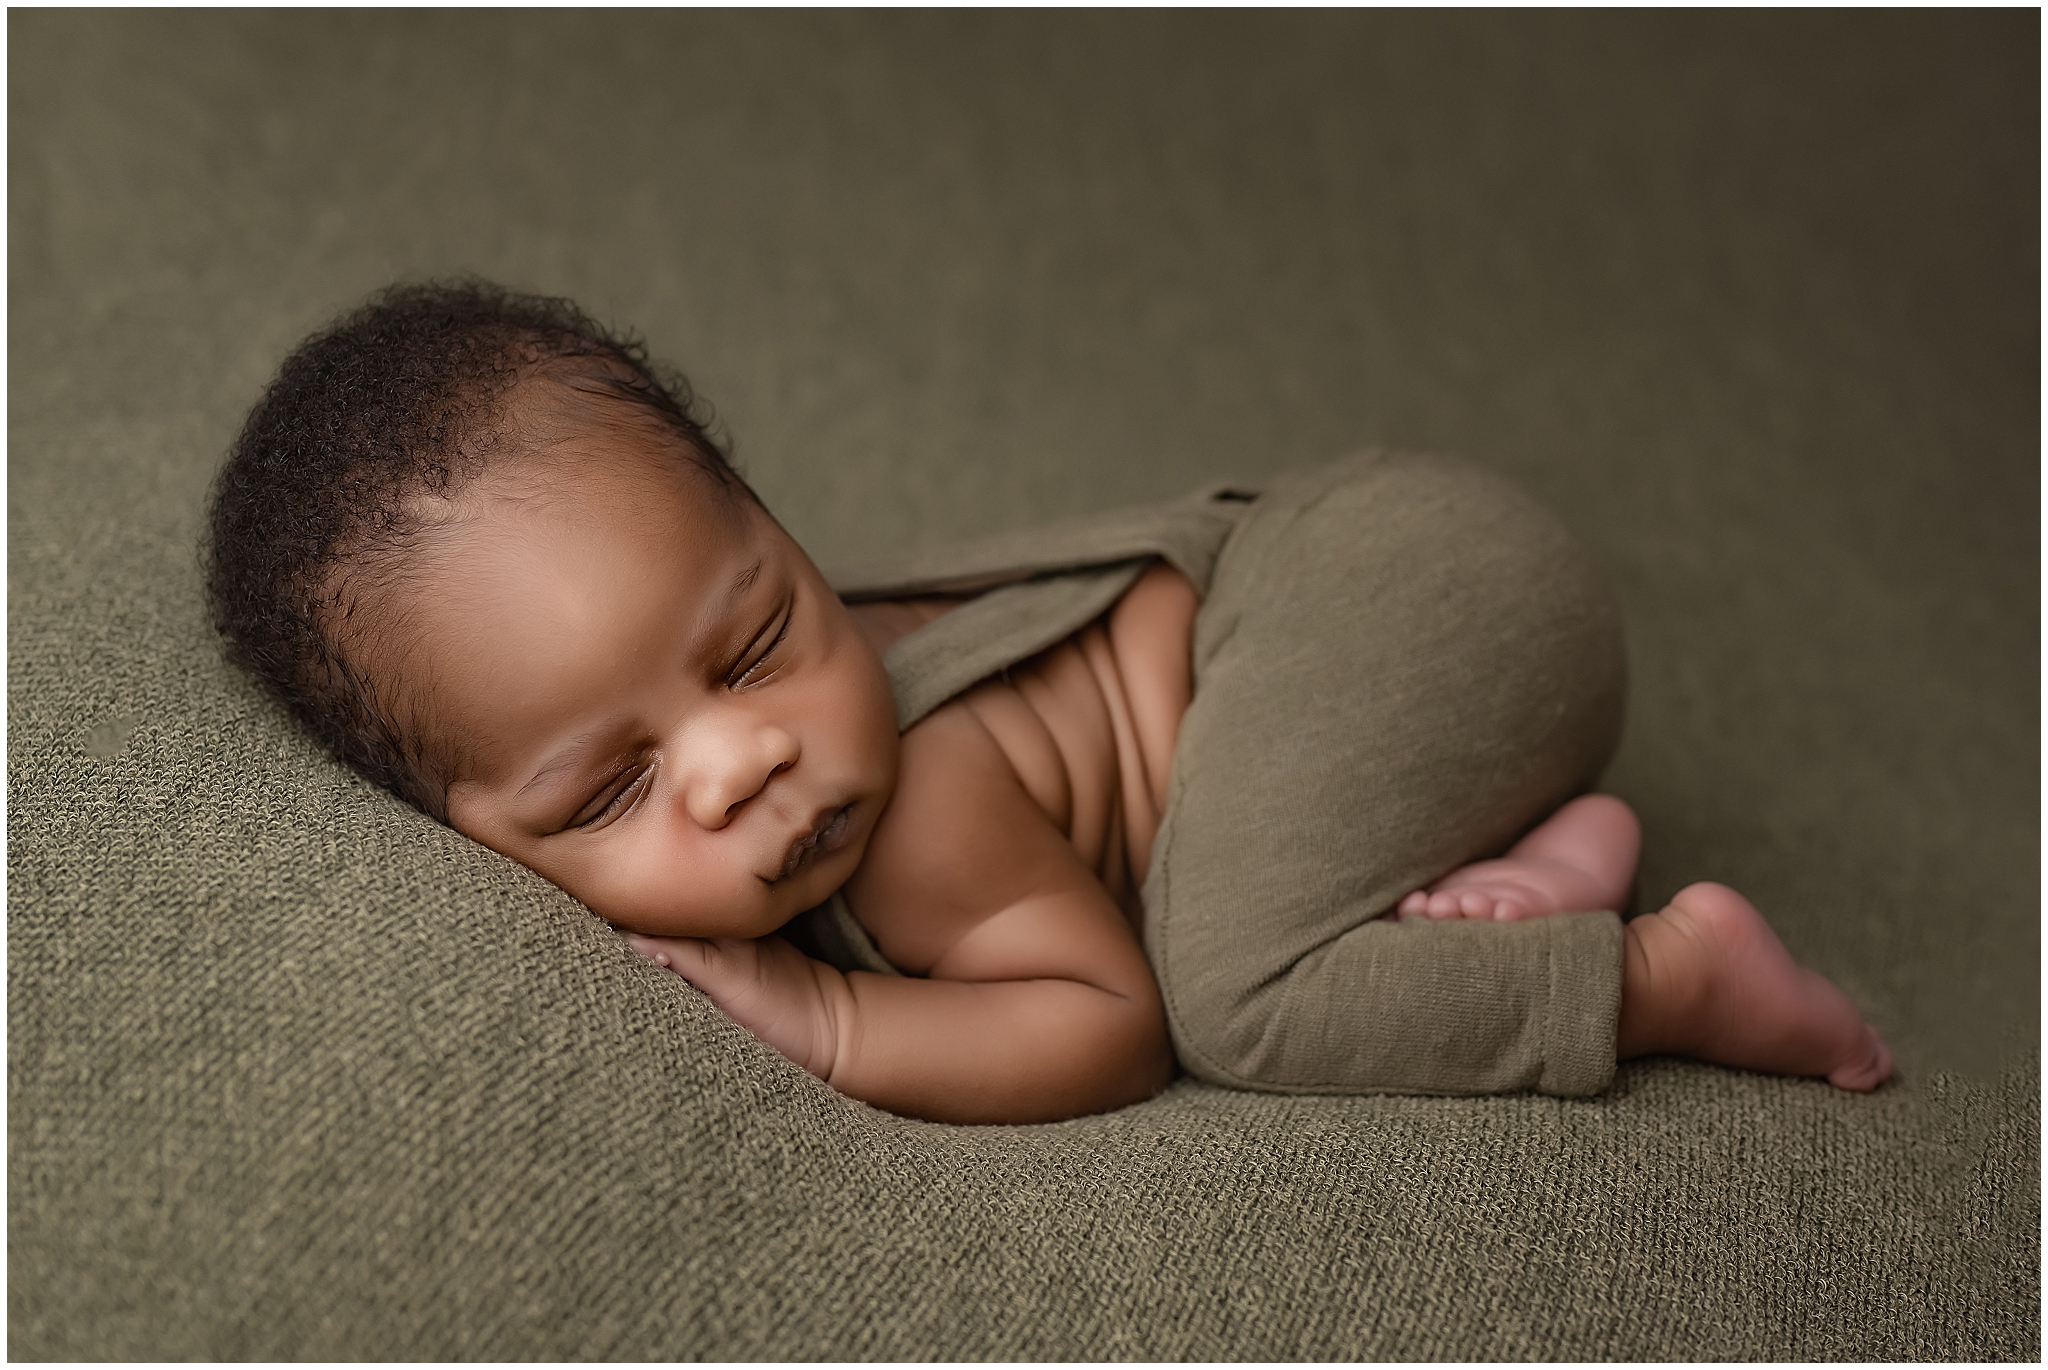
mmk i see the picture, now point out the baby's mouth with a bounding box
[779,803,856,881]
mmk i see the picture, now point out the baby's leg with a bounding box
[1395,793,1639,922]
[1621,882,1891,1090]
[1150,450,1632,1097]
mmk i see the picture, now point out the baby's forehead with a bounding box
[458,410,735,526]
[401,453,775,770]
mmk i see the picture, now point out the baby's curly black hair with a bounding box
[206,278,745,821]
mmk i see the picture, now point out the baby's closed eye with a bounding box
[728,597,795,689]
[568,760,653,831]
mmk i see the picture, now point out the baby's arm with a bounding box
[633,702,1175,1124]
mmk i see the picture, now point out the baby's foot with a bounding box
[1620,881,1892,1091]
[1396,793,1639,922]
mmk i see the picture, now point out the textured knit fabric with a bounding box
[10,11,2036,1361]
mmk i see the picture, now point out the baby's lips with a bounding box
[777,802,854,880]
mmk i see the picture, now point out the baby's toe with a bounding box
[1491,897,1531,921]
[1459,890,1493,919]
[1398,890,1429,918]
[1426,891,1461,919]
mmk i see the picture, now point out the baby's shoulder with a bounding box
[843,694,1103,973]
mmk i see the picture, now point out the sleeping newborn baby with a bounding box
[207,281,1891,1123]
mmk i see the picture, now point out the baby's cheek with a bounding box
[647,853,785,941]
[556,842,686,937]
[852,654,904,784]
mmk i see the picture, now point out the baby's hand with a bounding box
[627,933,844,1080]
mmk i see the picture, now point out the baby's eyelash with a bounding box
[573,766,650,830]
[732,608,792,687]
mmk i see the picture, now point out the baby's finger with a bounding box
[627,934,709,975]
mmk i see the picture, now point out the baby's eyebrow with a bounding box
[517,729,620,801]
[700,556,769,661]
[721,558,763,612]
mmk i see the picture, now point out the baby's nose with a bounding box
[681,720,800,829]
